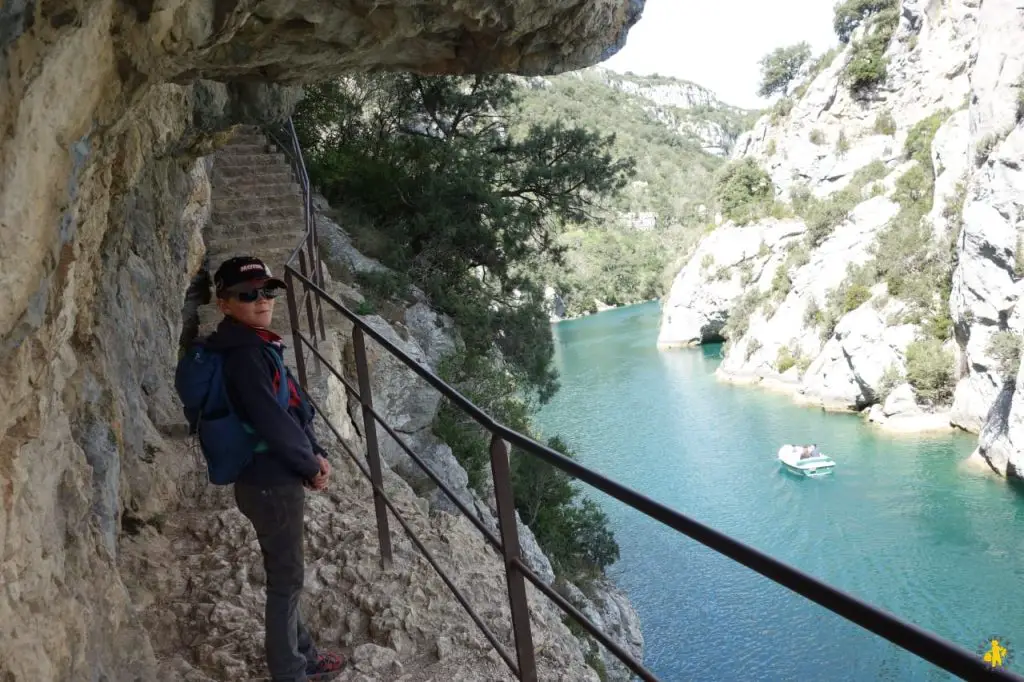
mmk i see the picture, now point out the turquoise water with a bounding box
[534,301,1024,681]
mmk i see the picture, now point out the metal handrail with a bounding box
[271,117,1023,682]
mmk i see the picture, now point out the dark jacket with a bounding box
[206,316,325,486]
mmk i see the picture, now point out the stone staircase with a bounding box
[198,126,306,337]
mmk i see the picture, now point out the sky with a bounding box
[602,0,837,109]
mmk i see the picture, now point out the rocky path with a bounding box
[119,129,599,682]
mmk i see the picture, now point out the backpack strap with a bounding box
[263,346,290,407]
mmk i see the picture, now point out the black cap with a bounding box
[214,256,287,297]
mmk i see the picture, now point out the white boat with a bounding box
[777,444,835,477]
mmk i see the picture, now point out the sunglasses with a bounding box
[233,287,281,303]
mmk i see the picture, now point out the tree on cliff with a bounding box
[294,75,631,582]
[294,75,634,402]
[833,0,897,43]
[757,42,812,98]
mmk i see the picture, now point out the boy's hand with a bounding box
[309,455,331,491]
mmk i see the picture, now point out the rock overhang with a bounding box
[116,0,647,82]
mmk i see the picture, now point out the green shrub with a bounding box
[830,281,872,314]
[850,160,889,188]
[785,241,810,270]
[904,109,951,172]
[803,298,822,327]
[923,308,953,342]
[1015,80,1024,124]
[871,211,940,309]
[776,345,797,373]
[877,364,904,402]
[435,354,619,582]
[745,338,763,361]
[976,134,998,166]
[585,647,608,682]
[843,111,957,340]
[809,129,826,145]
[819,308,840,342]
[874,110,897,135]
[802,189,858,247]
[766,139,777,156]
[714,158,775,225]
[790,184,812,213]
[700,253,715,271]
[513,437,620,578]
[893,164,933,210]
[355,269,412,304]
[771,97,795,123]
[770,266,792,301]
[758,240,771,259]
[795,163,887,248]
[843,31,893,92]
[724,289,765,339]
[1016,75,1024,123]
[796,355,813,374]
[904,338,955,404]
[840,3,899,93]
[943,180,967,237]
[355,299,375,315]
[776,343,810,375]
[836,130,851,156]
[988,330,1022,378]
[739,261,756,286]
[1016,235,1024,278]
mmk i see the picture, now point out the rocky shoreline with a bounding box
[715,366,955,435]
[658,0,1024,474]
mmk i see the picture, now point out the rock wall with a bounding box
[658,0,1024,475]
[0,1,643,678]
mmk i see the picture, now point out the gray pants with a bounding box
[235,482,318,681]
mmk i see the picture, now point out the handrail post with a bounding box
[298,249,320,374]
[489,434,537,681]
[284,269,308,387]
[313,213,327,342]
[352,326,393,567]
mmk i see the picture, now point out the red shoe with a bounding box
[306,651,346,680]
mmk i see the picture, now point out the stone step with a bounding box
[228,133,268,147]
[214,164,295,181]
[208,231,304,254]
[214,204,303,223]
[216,151,287,167]
[219,142,274,156]
[217,193,303,213]
[209,218,303,239]
[213,179,300,197]
[207,222,302,242]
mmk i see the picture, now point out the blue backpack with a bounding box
[174,339,289,484]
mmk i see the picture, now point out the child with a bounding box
[205,255,345,681]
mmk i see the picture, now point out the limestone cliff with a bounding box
[0,1,643,679]
[658,0,1024,476]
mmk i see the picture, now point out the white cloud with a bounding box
[602,0,837,109]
